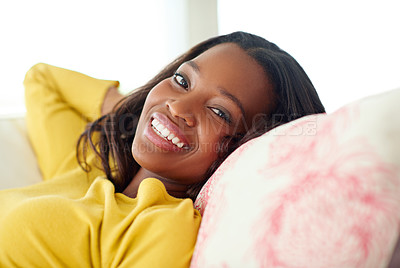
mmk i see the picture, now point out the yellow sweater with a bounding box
[0,64,201,267]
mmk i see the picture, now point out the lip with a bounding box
[144,112,191,152]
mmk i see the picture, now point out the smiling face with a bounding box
[131,43,275,185]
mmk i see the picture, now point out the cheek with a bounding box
[144,80,172,105]
[196,122,230,161]
[136,81,171,127]
[197,139,220,160]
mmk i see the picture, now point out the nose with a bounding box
[166,99,196,127]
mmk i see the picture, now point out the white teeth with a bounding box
[156,124,165,131]
[167,133,175,140]
[152,119,160,126]
[151,119,185,148]
[171,137,180,145]
[161,128,170,137]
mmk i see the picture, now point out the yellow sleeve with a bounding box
[24,63,120,122]
[24,63,119,179]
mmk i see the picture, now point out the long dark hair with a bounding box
[77,31,325,200]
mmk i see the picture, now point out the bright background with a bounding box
[0,0,399,116]
[218,0,400,112]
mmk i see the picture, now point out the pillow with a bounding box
[0,117,43,190]
[192,88,400,267]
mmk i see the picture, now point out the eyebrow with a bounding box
[218,88,246,117]
[185,60,246,117]
[186,60,200,73]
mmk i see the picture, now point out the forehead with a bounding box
[192,43,274,121]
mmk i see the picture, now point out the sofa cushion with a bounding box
[0,117,43,190]
[191,88,400,267]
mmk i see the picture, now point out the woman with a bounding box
[0,32,324,267]
[78,31,325,201]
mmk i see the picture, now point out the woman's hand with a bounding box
[101,86,125,115]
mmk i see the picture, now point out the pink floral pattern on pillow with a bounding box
[251,106,400,267]
[194,145,247,215]
[190,88,400,267]
[192,144,249,266]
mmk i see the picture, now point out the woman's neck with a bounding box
[122,168,189,199]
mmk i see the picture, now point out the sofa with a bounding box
[1,88,399,267]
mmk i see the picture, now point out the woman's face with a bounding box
[132,43,274,185]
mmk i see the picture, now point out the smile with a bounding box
[143,112,191,152]
[151,118,185,148]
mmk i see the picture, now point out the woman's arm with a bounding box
[101,86,125,116]
[25,63,120,122]
[24,63,120,179]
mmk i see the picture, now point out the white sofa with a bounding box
[0,116,42,190]
[1,88,399,267]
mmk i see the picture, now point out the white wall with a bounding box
[218,0,400,112]
[7,0,391,115]
[0,0,213,116]
[187,0,218,47]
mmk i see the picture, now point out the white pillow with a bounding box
[0,117,43,190]
[192,88,400,268]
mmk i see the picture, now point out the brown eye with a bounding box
[210,107,232,124]
[173,73,189,90]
